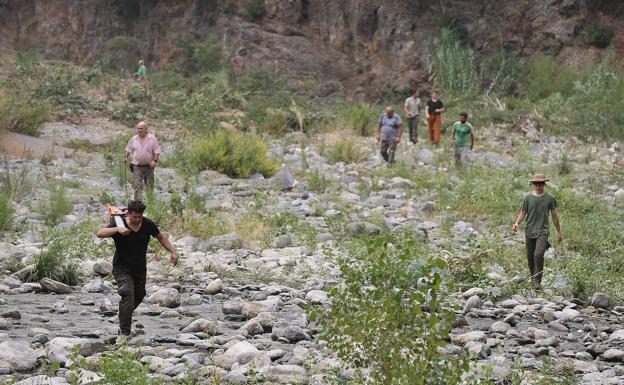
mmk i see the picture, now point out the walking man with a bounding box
[425,90,445,145]
[451,112,474,168]
[97,200,179,340]
[125,121,160,201]
[376,106,404,164]
[134,59,146,81]
[403,90,421,144]
[512,174,563,289]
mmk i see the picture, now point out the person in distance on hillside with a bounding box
[134,59,146,81]
[96,200,179,341]
[425,90,445,145]
[376,105,404,164]
[125,121,161,201]
[512,174,563,290]
[451,112,474,168]
[403,90,421,144]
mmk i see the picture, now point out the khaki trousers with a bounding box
[132,165,154,200]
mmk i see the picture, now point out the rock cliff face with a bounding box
[0,0,618,95]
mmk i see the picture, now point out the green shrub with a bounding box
[0,86,51,136]
[584,21,614,48]
[309,236,481,385]
[1,158,34,203]
[97,345,150,385]
[341,103,377,136]
[24,230,89,285]
[190,130,277,178]
[39,183,74,226]
[0,193,13,235]
[327,139,366,164]
[306,171,331,193]
[190,35,224,73]
[558,153,573,175]
[103,35,141,72]
[524,56,575,100]
[243,0,264,21]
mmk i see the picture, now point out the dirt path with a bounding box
[0,130,72,160]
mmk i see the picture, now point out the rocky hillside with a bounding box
[1,0,622,95]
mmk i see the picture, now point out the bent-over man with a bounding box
[96,200,179,339]
[512,174,563,289]
[125,121,160,200]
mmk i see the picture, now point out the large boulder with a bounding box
[47,337,104,365]
[260,365,307,384]
[242,297,281,319]
[39,278,72,294]
[197,233,241,251]
[0,341,38,371]
[148,288,181,308]
[345,222,382,235]
[212,341,271,370]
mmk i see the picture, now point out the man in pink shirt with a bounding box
[124,121,161,200]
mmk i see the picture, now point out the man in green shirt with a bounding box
[512,174,563,289]
[451,112,474,167]
[135,59,146,81]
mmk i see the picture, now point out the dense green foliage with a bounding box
[310,236,481,385]
[189,129,277,178]
[584,21,614,48]
[38,182,74,226]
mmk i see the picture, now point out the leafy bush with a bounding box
[0,193,13,235]
[327,139,366,164]
[341,103,377,136]
[0,86,51,136]
[524,56,575,100]
[97,345,150,385]
[189,35,224,73]
[584,21,614,48]
[190,129,277,178]
[39,182,74,226]
[309,236,480,385]
[103,35,141,72]
[243,0,265,21]
[306,171,331,193]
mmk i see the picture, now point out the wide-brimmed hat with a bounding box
[529,174,550,183]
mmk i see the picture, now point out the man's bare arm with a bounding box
[551,208,563,241]
[512,211,526,231]
[96,227,127,238]
[156,233,179,266]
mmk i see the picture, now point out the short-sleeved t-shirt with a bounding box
[404,96,420,117]
[521,193,556,238]
[107,217,160,275]
[427,99,444,115]
[379,113,402,141]
[453,121,473,147]
[137,65,146,77]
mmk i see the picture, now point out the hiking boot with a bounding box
[531,281,542,290]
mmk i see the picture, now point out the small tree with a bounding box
[310,236,481,384]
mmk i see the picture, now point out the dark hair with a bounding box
[459,112,468,118]
[127,200,146,213]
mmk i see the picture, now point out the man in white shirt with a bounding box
[403,90,421,144]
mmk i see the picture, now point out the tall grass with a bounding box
[39,182,74,227]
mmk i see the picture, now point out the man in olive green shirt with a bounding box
[512,174,563,289]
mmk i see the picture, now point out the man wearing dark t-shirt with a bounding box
[97,200,179,337]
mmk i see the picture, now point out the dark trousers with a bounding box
[114,271,146,335]
[526,235,549,284]
[407,116,419,143]
[380,140,397,163]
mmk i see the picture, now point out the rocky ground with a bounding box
[1,120,624,384]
